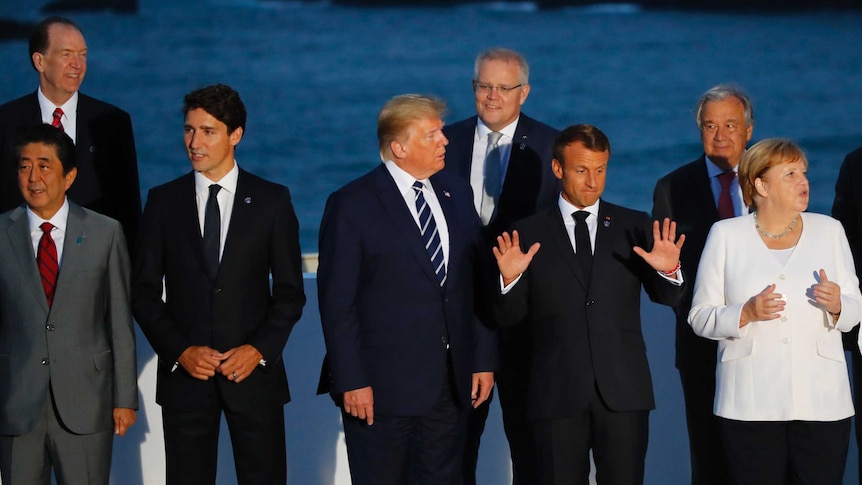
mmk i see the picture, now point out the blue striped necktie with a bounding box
[412,181,446,286]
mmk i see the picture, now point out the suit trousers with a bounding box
[162,399,287,485]
[533,382,649,485]
[678,366,731,485]
[719,417,851,485]
[0,387,112,485]
[344,360,467,485]
[460,325,536,485]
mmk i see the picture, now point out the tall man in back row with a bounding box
[0,16,142,248]
[652,84,754,484]
[132,84,306,484]
[443,47,559,485]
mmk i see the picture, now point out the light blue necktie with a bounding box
[412,181,446,286]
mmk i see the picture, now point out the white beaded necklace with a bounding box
[753,211,797,239]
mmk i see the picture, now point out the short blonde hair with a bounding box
[738,138,808,209]
[377,94,446,160]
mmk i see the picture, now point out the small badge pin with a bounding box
[244,197,251,204]
[443,191,451,198]
[603,216,611,227]
[519,143,526,150]
[76,232,87,244]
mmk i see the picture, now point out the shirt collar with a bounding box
[27,197,70,233]
[476,116,519,141]
[558,195,600,220]
[383,159,432,195]
[195,161,240,198]
[37,88,78,121]
[704,155,738,178]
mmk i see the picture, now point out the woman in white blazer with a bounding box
[689,138,862,485]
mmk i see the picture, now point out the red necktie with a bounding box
[37,222,59,307]
[717,172,736,220]
[51,107,64,132]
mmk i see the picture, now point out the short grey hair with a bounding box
[473,48,529,85]
[695,84,754,131]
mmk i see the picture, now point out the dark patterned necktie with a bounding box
[51,107,64,132]
[412,181,446,286]
[37,222,59,307]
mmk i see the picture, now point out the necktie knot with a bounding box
[487,131,503,147]
[412,180,424,192]
[573,210,590,224]
[40,222,54,234]
[51,108,64,132]
[209,183,222,199]
[718,171,735,189]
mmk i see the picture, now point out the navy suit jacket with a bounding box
[0,91,142,248]
[317,164,496,416]
[442,113,559,245]
[495,202,684,419]
[651,155,720,372]
[132,169,306,412]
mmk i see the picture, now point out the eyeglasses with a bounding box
[473,82,523,94]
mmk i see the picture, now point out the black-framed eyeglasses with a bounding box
[472,82,523,94]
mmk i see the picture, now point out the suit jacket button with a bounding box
[41,358,49,365]
[215,288,222,293]
[46,324,55,331]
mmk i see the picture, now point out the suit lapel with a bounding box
[6,208,49,312]
[220,169,253,275]
[692,156,721,221]
[432,176,459,288]
[448,117,477,180]
[174,173,210,279]
[75,95,95,162]
[374,166,441,288]
[53,203,89,308]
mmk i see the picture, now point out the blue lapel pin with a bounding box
[244,197,251,204]
[76,232,86,245]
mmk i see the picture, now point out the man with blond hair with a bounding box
[319,94,496,485]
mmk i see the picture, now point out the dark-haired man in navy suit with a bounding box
[0,16,141,249]
[132,84,305,485]
[318,94,496,485]
[495,124,684,484]
[442,47,558,485]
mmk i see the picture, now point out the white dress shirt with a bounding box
[38,88,78,143]
[194,162,239,262]
[28,198,70,266]
[384,160,450,270]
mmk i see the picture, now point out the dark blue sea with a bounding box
[2,1,862,484]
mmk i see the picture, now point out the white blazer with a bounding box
[688,212,862,422]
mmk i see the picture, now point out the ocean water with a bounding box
[1,2,862,484]
[1,0,860,252]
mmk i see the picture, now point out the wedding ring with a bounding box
[232,372,239,379]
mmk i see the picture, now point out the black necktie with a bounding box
[203,184,222,277]
[573,211,592,278]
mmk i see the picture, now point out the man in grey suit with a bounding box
[0,124,137,485]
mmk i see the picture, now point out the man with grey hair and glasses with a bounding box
[443,47,558,485]
[651,84,755,485]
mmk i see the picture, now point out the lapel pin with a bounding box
[244,197,251,204]
[76,232,87,244]
[519,143,526,150]
[603,216,611,227]
[443,191,451,198]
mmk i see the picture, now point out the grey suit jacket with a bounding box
[0,201,137,436]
